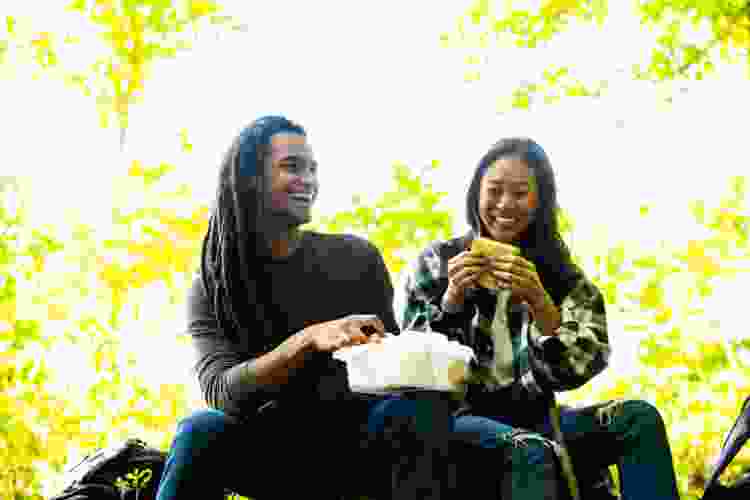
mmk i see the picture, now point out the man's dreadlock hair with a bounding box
[200,116,307,346]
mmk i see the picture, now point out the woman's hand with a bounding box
[487,254,562,335]
[445,251,487,306]
[302,314,386,353]
[486,253,546,307]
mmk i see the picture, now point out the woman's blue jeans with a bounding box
[155,395,559,499]
[455,398,681,500]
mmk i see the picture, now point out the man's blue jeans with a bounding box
[155,395,559,499]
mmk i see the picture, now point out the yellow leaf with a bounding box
[31,32,52,49]
[94,349,104,372]
[47,302,68,321]
[189,0,219,18]
[0,302,16,325]
[685,240,720,276]
[639,282,661,310]
[128,160,144,178]
[130,262,159,286]
[541,0,580,16]
[654,306,672,324]
[717,209,738,235]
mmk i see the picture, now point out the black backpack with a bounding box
[702,394,750,500]
[49,438,166,500]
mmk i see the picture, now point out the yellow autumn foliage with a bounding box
[2,3,749,500]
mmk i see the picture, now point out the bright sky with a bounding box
[4,1,747,236]
[2,0,749,395]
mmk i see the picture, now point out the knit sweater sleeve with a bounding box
[187,276,280,416]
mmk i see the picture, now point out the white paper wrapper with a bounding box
[333,330,475,393]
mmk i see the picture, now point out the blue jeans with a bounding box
[456,398,680,500]
[155,395,559,499]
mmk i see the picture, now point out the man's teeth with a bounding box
[291,194,313,201]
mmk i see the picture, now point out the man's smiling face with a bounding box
[268,132,319,226]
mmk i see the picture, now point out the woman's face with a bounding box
[478,156,538,244]
[268,132,319,225]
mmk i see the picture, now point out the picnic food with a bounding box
[470,237,520,289]
[333,330,475,392]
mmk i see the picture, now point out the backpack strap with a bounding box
[549,402,581,500]
[705,394,750,492]
[50,482,119,500]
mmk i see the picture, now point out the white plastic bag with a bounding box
[333,330,475,393]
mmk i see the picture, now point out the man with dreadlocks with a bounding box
[155,116,466,500]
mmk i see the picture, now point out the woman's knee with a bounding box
[509,433,557,467]
[454,416,554,466]
[454,415,513,449]
[620,399,666,428]
[592,398,663,428]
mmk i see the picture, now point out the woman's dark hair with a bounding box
[465,137,581,305]
[200,116,306,346]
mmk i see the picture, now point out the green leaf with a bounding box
[0,273,16,303]
[606,245,625,275]
[12,320,41,349]
[178,128,193,153]
[697,279,712,297]
[731,175,746,201]
[5,15,15,35]
[591,0,608,26]
[512,89,531,108]
[624,323,650,332]
[633,256,659,268]
[19,359,34,381]
[690,200,705,224]
[0,413,13,434]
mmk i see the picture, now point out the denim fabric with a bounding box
[542,399,680,500]
[457,398,680,500]
[453,415,559,500]
[155,395,561,500]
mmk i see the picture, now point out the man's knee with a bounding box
[174,409,233,448]
[367,397,418,434]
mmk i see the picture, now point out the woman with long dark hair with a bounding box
[401,137,681,500]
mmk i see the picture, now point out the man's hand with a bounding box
[302,314,386,353]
